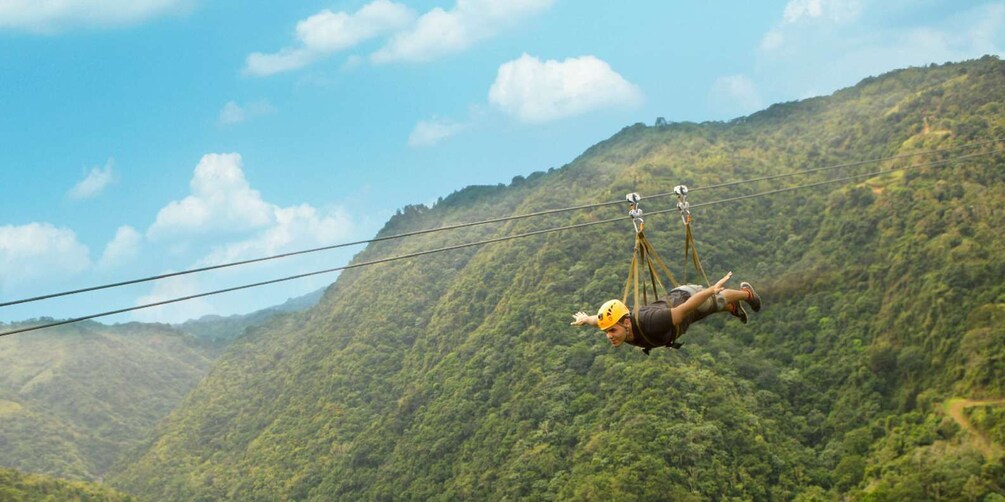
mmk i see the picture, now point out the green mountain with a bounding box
[0,289,321,484]
[176,287,324,342]
[0,467,133,501]
[0,321,218,481]
[108,57,1004,500]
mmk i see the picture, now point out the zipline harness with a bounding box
[622,187,711,350]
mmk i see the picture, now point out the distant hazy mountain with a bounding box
[0,288,324,482]
[175,287,325,342]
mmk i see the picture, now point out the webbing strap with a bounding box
[621,231,677,303]
[639,232,679,290]
[683,222,710,287]
[621,231,663,348]
[617,189,708,350]
[622,242,639,304]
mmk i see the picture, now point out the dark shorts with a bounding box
[667,285,725,334]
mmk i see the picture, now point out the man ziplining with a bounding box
[570,271,761,354]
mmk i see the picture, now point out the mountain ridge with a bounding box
[83,55,1005,499]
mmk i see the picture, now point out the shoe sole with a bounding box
[740,282,761,312]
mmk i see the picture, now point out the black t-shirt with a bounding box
[627,299,676,350]
[626,288,710,351]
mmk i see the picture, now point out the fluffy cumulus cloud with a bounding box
[68,160,115,200]
[0,223,90,291]
[0,0,190,33]
[246,0,555,75]
[197,204,354,266]
[146,151,356,266]
[408,117,468,147]
[244,0,415,76]
[488,54,643,123]
[218,100,276,126]
[98,225,141,269]
[760,0,863,51]
[760,29,785,51]
[147,153,274,240]
[371,0,555,64]
[709,74,763,118]
[130,153,358,322]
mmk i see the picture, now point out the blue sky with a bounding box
[1,0,1003,325]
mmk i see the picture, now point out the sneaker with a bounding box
[728,302,748,324]
[740,282,761,312]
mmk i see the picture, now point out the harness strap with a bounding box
[683,220,710,287]
[621,230,677,350]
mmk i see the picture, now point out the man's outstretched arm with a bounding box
[670,271,732,326]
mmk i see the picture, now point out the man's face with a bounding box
[603,318,629,347]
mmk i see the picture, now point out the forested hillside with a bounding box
[176,287,324,342]
[0,288,320,486]
[109,56,1004,500]
[0,321,218,481]
[0,467,132,501]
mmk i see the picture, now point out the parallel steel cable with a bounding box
[4,139,998,309]
[1,147,993,338]
[0,198,627,308]
[0,215,626,337]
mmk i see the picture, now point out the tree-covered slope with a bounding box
[0,321,218,481]
[0,289,322,483]
[109,56,1005,500]
[0,467,132,501]
[175,287,324,342]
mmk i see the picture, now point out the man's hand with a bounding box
[570,311,592,326]
[712,271,733,294]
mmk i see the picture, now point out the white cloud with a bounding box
[246,0,555,74]
[782,0,861,24]
[244,0,415,77]
[68,159,114,200]
[218,100,276,126]
[709,74,763,117]
[98,225,141,269]
[297,2,414,52]
[147,151,356,266]
[760,29,784,51]
[408,117,468,147]
[371,0,555,64]
[133,188,356,323]
[488,53,643,123]
[782,0,824,23]
[0,0,190,33]
[763,0,864,52]
[132,274,214,323]
[0,223,90,291]
[147,153,274,240]
[198,204,354,266]
[244,48,316,78]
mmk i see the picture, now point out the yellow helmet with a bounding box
[597,299,630,330]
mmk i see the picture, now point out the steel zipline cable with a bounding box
[0,148,995,338]
[2,138,1000,310]
[0,198,627,308]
